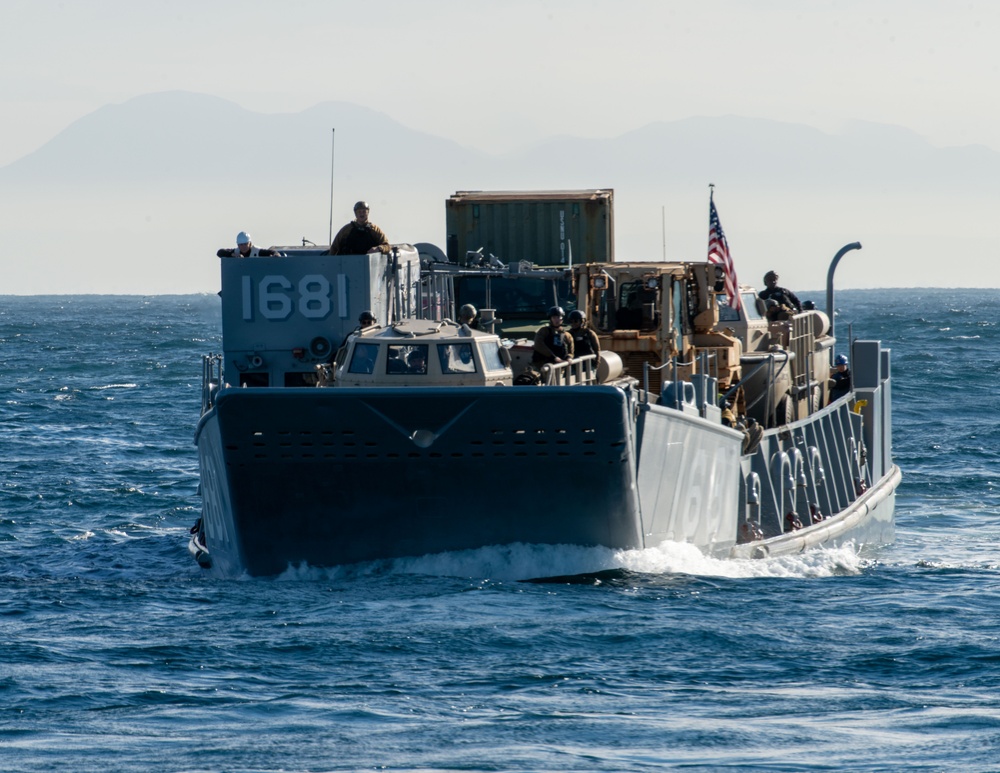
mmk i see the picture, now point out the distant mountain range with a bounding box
[0,91,996,293]
[0,92,480,186]
[3,90,997,192]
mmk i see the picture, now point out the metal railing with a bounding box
[642,357,694,407]
[540,354,599,386]
[201,354,223,414]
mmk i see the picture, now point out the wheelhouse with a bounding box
[334,319,514,387]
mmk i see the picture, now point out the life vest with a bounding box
[571,327,597,357]
[546,329,569,360]
[340,224,382,255]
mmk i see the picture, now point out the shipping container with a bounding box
[445,189,614,266]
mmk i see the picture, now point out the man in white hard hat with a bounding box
[328,201,390,256]
[217,231,282,258]
[236,231,255,257]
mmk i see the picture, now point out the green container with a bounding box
[445,189,614,266]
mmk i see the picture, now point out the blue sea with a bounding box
[1,289,999,772]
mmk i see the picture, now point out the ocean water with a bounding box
[1,289,999,772]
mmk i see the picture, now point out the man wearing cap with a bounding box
[328,201,390,256]
[758,270,802,313]
[217,231,282,258]
[829,353,852,403]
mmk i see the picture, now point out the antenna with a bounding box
[661,205,666,260]
[328,128,336,246]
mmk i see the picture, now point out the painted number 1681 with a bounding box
[241,274,340,321]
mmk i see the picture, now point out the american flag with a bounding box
[708,193,741,312]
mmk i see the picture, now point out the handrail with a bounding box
[201,354,223,414]
[642,357,696,405]
[541,354,598,386]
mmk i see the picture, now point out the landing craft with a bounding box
[190,197,898,576]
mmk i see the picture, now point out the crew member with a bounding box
[567,310,600,358]
[458,303,481,330]
[328,201,390,256]
[406,347,428,374]
[217,231,282,258]
[829,353,852,403]
[338,310,378,355]
[758,270,802,313]
[532,306,574,366]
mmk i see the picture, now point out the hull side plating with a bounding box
[197,386,645,576]
[636,404,744,552]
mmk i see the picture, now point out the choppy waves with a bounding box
[3,290,1000,771]
[276,540,868,584]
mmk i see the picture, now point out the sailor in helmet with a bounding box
[531,306,574,366]
[829,353,852,403]
[328,201,391,256]
[758,270,802,313]
[337,310,378,356]
[218,231,282,258]
[458,303,481,330]
[566,309,600,358]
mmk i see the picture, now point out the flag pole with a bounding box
[707,183,741,312]
[661,205,666,260]
[708,182,715,252]
[328,128,336,247]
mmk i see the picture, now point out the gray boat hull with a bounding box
[197,385,659,576]
[196,355,897,577]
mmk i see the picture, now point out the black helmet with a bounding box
[459,303,477,320]
[354,200,370,212]
[359,310,375,324]
[548,306,565,318]
[567,309,585,324]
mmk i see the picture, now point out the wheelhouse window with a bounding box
[438,343,477,374]
[741,292,763,320]
[616,280,659,330]
[716,292,763,322]
[348,343,379,374]
[480,341,507,373]
[387,344,429,375]
[717,293,740,322]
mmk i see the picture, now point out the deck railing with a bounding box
[540,354,599,386]
[201,354,224,414]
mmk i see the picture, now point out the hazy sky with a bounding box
[3,0,998,166]
[2,0,998,293]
